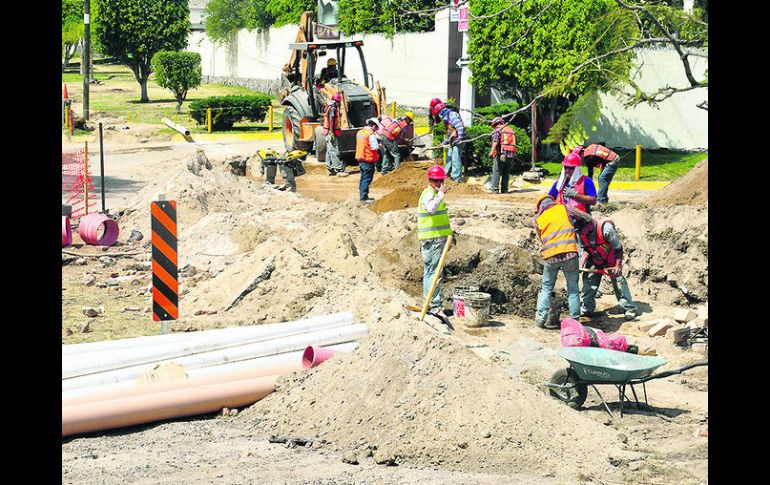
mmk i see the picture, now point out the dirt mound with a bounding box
[371,162,432,190]
[369,188,420,213]
[245,317,621,479]
[647,158,708,207]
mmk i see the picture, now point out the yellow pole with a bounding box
[391,101,396,118]
[83,142,89,215]
[207,108,212,133]
[419,235,454,321]
[65,105,70,128]
[269,105,274,132]
[635,144,641,180]
[174,112,178,123]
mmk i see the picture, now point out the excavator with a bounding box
[278,11,415,164]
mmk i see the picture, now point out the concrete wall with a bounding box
[188,11,450,107]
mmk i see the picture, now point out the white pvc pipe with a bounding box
[162,117,191,137]
[62,312,355,356]
[62,324,368,392]
[62,314,357,378]
[61,342,359,401]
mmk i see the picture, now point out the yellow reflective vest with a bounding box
[417,187,452,240]
[536,204,578,259]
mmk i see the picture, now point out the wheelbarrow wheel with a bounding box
[548,368,588,410]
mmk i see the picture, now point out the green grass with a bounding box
[63,63,280,132]
[538,149,707,181]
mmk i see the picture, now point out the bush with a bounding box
[152,51,202,112]
[475,102,520,120]
[189,94,274,130]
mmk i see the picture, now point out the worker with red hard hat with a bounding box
[547,151,597,212]
[322,92,347,177]
[417,165,453,315]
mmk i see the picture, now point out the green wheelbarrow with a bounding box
[545,347,708,418]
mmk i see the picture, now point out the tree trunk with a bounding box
[140,77,149,103]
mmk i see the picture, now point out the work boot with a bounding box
[328,169,337,177]
[624,310,638,321]
[337,171,349,177]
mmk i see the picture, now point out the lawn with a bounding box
[537,149,707,181]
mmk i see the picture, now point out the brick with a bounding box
[636,320,660,333]
[666,325,690,345]
[648,320,675,337]
[687,317,707,329]
[696,305,708,327]
[617,322,645,337]
[674,308,698,323]
[691,342,708,356]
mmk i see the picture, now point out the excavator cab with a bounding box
[278,11,413,164]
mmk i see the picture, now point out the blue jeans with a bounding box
[379,137,400,174]
[597,162,619,203]
[421,237,447,310]
[536,256,581,324]
[581,271,637,314]
[445,145,463,182]
[359,162,375,200]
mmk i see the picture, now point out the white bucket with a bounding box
[452,285,480,318]
[463,292,491,327]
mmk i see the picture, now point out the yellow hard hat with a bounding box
[405,111,414,121]
[535,194,554,212]
[327,58,337,66]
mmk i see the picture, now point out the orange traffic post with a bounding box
[83,142,89,215]
[635,145,642,180]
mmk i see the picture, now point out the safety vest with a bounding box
[500,125,517,153]
[355,127,379,162]
[536,204,578,259]
[322,104,341,136]
[417,187,452,241]
[379,117,409,141]
[558,175,588,212]
[578,219,617,269]
[583,144,618,169]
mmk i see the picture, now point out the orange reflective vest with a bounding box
[322,104,341,136]
[583,144,618,169]
[500,125,517,154]
[579,219,617,269]
[379,116,410,141]
[536,204,578,260]
[355,127,379,162]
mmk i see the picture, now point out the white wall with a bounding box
[187,11,449,107]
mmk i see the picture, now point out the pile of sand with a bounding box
[245,316,621,479]
[647,158,708,207]
[369,188,420,214]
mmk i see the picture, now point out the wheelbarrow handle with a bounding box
[636,361,708,383]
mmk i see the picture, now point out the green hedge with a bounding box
[189,94,274,129]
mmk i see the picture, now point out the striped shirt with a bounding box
[438,108,466,140]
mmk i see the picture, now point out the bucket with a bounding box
[463,292,491,327]
[452,285,480,318]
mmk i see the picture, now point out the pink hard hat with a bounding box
[562,152,583,167]
[332,92,342,102]
[491,116,505,127]
[427,165,447,180]
[429,98,446,117]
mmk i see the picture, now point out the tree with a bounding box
[151,51,202,112]
[62,0,84,69]
[94,0,189,102]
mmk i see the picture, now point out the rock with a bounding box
[691,342,708,356]
[608,451,648,467]
[482,431,492,439]
[82,307,100,317]
[636,320,660,333]
[79,321,92,333]
[74,258,88,266]
[106,278,120,287]
[617,322,646,337]
[96,282,107,288]
[373,449,397,466]
[694,426,708,438]
[229,408,239,417]
[99,256,116,267]
[457,442,468,449]
[221,407,230,417]
[673,308,697,323]
[128,229,144,242]
[144,306,152,313]
[341,452,359,465]
[62,327,73,337]
[666,325,690,345]
[686,320,704,330]
[123,306,141,312]
[187,149,212,176]
[666,273,679,287]
[82,275,96,286]
[648,320,675,337]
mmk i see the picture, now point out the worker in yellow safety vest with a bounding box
[417,165,453,315]
[533,194,581,328]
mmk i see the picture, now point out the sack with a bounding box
[560,317,629,352]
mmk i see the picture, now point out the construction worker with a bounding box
[322,92,347,177]
[356,118,380,204]
[418,165,453,314]
[570,210,639,320]
[548,152,597,212]
[434,102,466,183]
[377,112,414,175]
[575,142,621,204]
[533,194,581,328]
[317,58,339,87]
[486,116,517,194]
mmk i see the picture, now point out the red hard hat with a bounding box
[332,93,342,102]
[562,152,583,167]
[427,165,447,180]
[429,98,446,117]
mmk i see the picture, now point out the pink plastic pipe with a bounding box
[62,362,302,408]
[62,375,278,437]
[301,346,339,369]
[78,213,119,246]
[62,216,72,246]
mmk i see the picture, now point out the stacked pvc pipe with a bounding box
[78,213,119,246]
[62,216,72,246]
